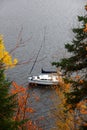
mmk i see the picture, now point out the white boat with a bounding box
[28,28,61,86]
[28,73,59,86]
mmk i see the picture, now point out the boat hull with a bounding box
[28,79,58,86]
[28,74,59,86]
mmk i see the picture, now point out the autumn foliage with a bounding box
[11,81,42,130]
[0,35,18,68]
[53,77,75,130]
[53,4,87,130]
[0,35,42,130]
[53,74,87,130]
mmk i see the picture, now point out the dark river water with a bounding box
[0,0,86,129]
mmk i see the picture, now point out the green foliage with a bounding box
[78,15,87,23]
[0,62,19,130]
[80,126,87,130]
[52,14,87,73]
[52,5,87,113]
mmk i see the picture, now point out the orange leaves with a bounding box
[11,81,35,128]
[75,75,80,79]
[26,108,35,113]
[20,120,43,130]
[79,79,84,84]
[80,109,87,114]
[27,121,43,130]
[11,81,32,116]
[12,81,26,93]
[76,99,87,128]
[83,24,87,32]
[77,99,87,115]
[11,81,42,130]
[86,46,87,50]
[85,5,87,11]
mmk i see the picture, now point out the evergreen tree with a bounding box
[0,35,28,130]
[52,5,87,110]
[52,5,87,129]
[0,61,19,130]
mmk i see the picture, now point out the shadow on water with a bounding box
[27,84,58,129]
[28,83,58,89]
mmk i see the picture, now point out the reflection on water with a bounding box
[28,86,59,129]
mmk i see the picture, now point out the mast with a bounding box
[29,27,47,75]
[29,44,43,75]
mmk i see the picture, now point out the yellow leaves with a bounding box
[13,58,18,64]
[81,105,87,109]
[0,43,4,50]
[55,111,74,130]
[0,35,4,43]
[0,34,18,68]
[3,52,12,65]
[0,36,5,59]
[54,72,86,129]
[53,78,74,130]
